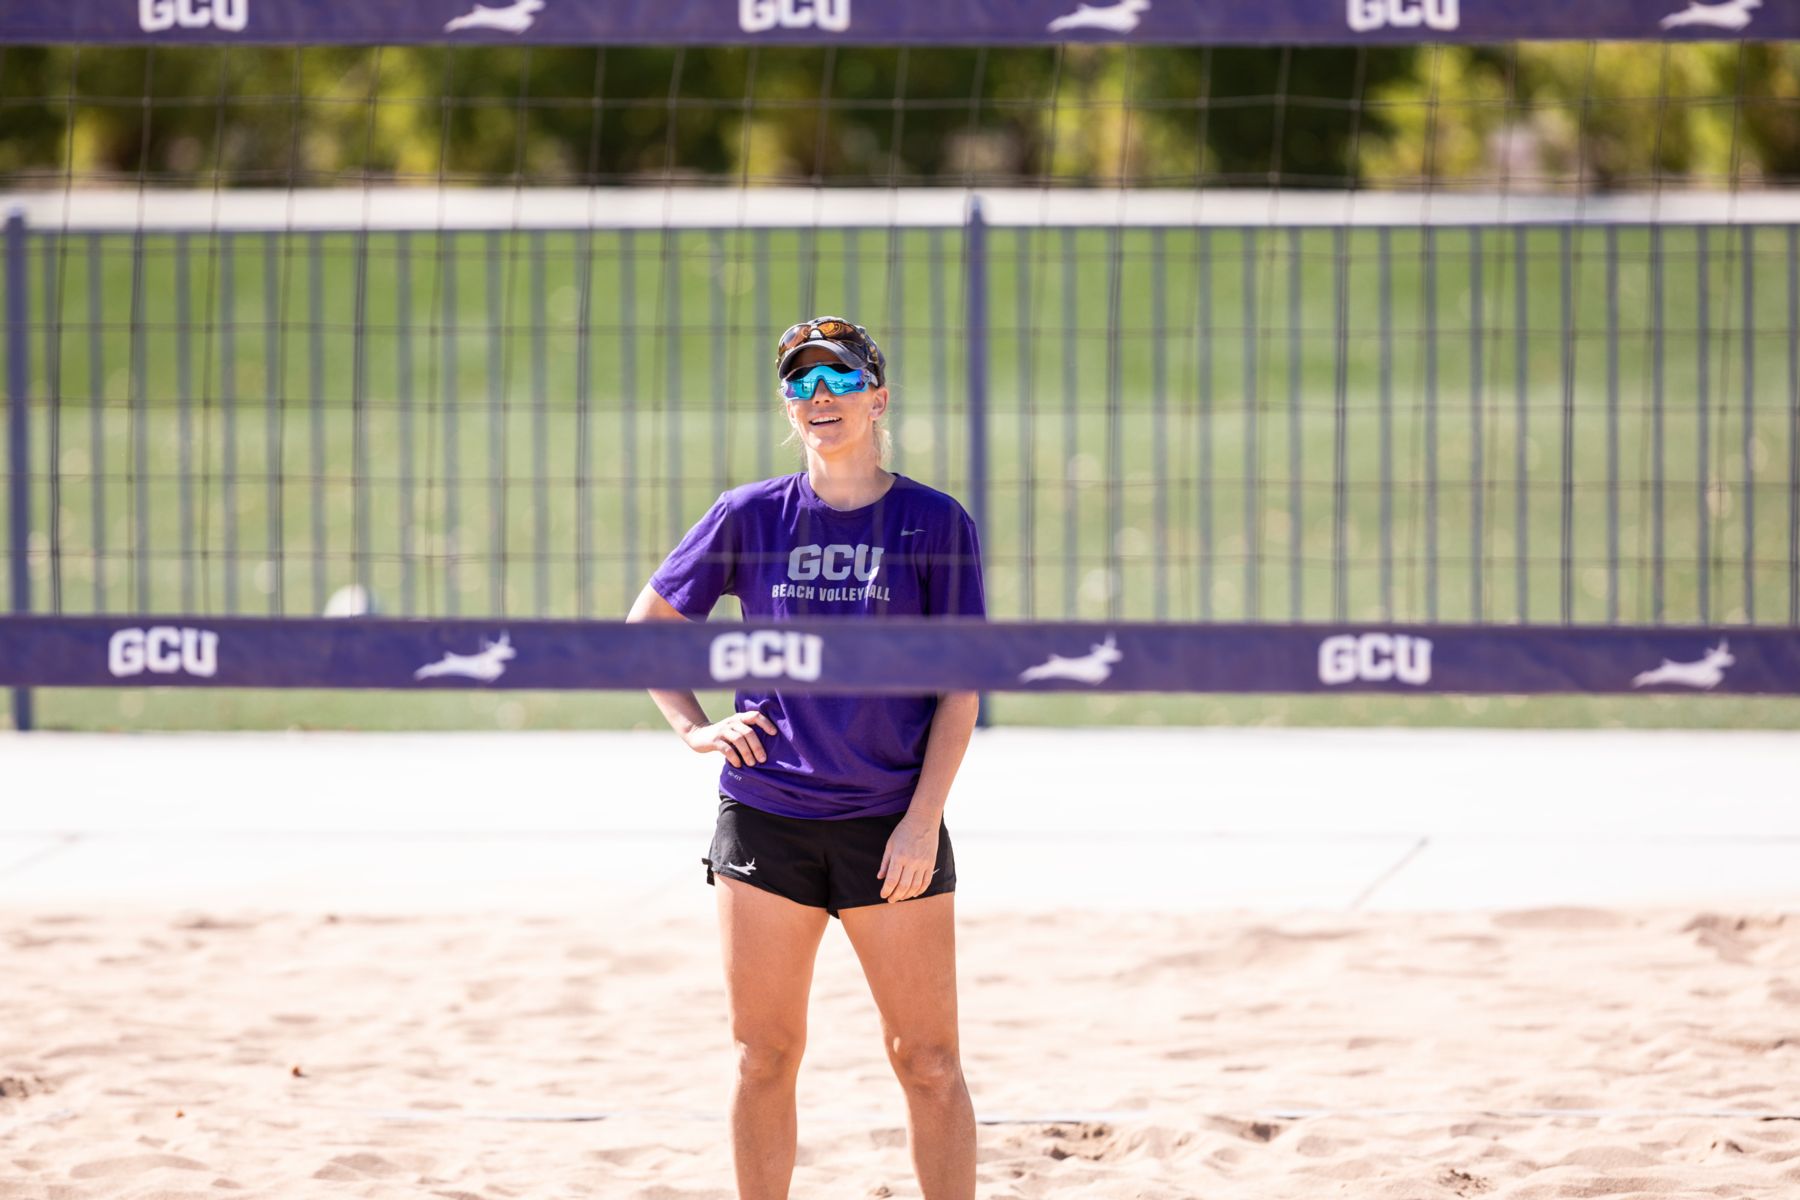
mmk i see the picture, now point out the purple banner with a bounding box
[0,0,1790,45]
[0,617,1793,694]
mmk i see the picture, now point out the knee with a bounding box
[733,1034,806,1086]
[888,1040,963,1095]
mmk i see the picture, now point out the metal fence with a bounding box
[6,189,1800,637]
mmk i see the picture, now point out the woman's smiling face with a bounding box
[782,344,888,461]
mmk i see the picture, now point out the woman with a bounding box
[625,315,984,1200]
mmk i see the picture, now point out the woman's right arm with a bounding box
[625,583,778,768]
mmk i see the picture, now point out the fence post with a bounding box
[964,195,990,727]
[5,211,32,732]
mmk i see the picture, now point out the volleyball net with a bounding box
[5,5,1800,717]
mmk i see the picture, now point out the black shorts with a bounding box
[702,795,957,919]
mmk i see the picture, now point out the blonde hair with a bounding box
[780,387,893,468]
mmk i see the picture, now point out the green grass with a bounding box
[12,687,1800,734]
[6,223,1797,730]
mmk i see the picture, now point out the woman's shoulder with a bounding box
[716,473,806,511]
[892,474,975,523]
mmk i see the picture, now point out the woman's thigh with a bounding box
[716,875,831,1057]
[837,893,960,1057]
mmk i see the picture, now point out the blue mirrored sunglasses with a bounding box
[782,364,866,401]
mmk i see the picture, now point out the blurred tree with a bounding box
[1359,42,1800,190]
[1,42,1794,191]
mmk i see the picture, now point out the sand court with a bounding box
[4,728,1799,1197]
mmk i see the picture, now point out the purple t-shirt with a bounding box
[649,472,986,820]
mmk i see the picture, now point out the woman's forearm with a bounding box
[907,691,979,824]
[626,583,711,742]
[647,687,710,741]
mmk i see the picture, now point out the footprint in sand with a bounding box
[313,1152,404,1180]
[70,1153,210,1178]
[1205,1116,1286,1143]
[1684,913,1789,965]
[1437,1166,1492,1196]
[1490,907,1626,931]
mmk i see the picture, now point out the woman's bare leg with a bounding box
[715,876,831,1200]
[839,893,975,1200]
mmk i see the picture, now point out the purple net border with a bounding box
[2,615,1794,694]
[4,0,1796,48]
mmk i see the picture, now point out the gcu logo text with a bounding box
[740,0,850,33]
[710,631,824,683]
[108,626,220,678]
[140,0,248,32]
[1318,633,1433,686]
[1346,0,1458,32]
[788,543,882,582]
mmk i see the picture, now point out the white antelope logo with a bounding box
[444,0,544,34]
[1631,640,1735,690]
[1047,0,1150,34]
[414,633,516,682]
[1659,0,1760,30]
[1019,635,1123,685]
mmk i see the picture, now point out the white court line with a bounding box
[10,1101,1785,1144]
[342,1106,1199,1125]
[1263,1107,1800,1122]
[0,835,78,879]
[1348,836,1430,910]
[338,1104,1800,1125]
[11,1101,1794,1134]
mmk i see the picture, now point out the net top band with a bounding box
[6,0,1796,46]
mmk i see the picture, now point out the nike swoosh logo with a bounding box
[900,529,926,537]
